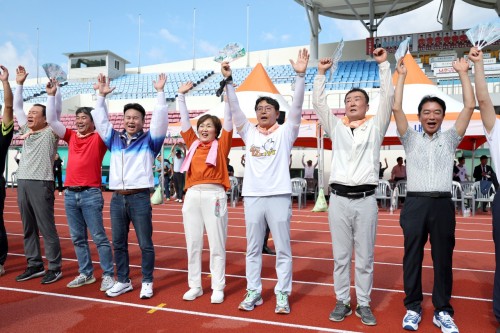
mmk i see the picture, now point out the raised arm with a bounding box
[373,48,393,135]
[13,66,28,126]
[301,154,306,167]
[177,81,194,132]
[286,48,309,126]
[453,57,475,137]
[392,57,409,136]
[45,78,66,138]
[469,47,495,133]
[312,58,337,135]
[0,66,13,126]
[223,93,233,132]
[91,74,115,145]
[222,61,248,132]
[149,73,169,140]
[55,83,62,120]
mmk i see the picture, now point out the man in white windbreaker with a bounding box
[312,47,393,326]
[91,73,168,300]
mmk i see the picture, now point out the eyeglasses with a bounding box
[256,106,275,113]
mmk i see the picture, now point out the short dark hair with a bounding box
[197,114,222,138]
[254,96,280,112]
[417,95,446,116]
[480,155,488,160]
[75,107,94,122]
[33,103,46,117]
[397,157,403,162]
[344,88,369,104]
[123,103,146,119]
[458,156,465,162]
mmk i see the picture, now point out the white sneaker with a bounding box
[211,290,224,304]
[178,199,183,203]
[106,279,133,297]
[183,287,203,301]
[100,275,115,291]
[140,282,153,299]
[0,264,5,276]
[402,310,422,331]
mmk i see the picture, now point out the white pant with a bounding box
[182,184,228,291]
[329,194,378,306]
[244,195,292,294]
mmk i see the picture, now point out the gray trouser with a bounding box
[244,195,292,294]
[329,194,378,306]
[18,179,62,271]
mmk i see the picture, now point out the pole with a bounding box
[246,4,250,67]
[88,20,91,51]
[36,27,39,85]
[138,14,142,74]
[192,8,196,71]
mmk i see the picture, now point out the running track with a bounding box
[0,189,497,332]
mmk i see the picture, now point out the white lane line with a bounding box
[0,286,362,333]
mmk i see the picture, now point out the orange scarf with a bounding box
[342,116,368,129]
[256,123,279,135]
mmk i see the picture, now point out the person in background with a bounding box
[172,143,186,202]
[473,155,494,212]
[53,153,64,196]
[379,158,388,179]
[227,158,234,177]
[301,154,318,180]
[391,157,407,182]
[456,156,469,182]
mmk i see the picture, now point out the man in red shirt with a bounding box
[46,79,114,292]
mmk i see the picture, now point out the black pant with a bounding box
[493,194,500,323]
[173,172,185,200]
[54,171,63,193]
[0,177,6,265]
[400,196,455,315]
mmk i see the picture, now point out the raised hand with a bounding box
[289,48,309,74]
[467,47,482,64]
[46,78,58,96]
[452,57,470,74]
[396,58,407,76]
[16,66,28,85]
[97,73,115,97]
[373,48,387,64]
[0,65,9,82]
[178,81,193,94]
[221,61,231,78]
[318,57,333,75]
[153,73,167,92]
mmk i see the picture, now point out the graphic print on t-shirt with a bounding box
[250,138,277,157]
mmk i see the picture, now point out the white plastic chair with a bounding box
[394,180,407,208]
[460,181,475,214]
[375,179,392,210]
[291,177,307,209]
[227,176,239,207]
[473,181,496,216]
[451,181,465,216]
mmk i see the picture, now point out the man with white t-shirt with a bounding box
[456,156,469,182]
[225,49,309,315]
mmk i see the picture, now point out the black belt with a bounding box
[331,188,376,199]
[115,188,149,196]
[67,186,92,192]
[407,191,451,198]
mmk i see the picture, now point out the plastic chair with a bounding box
[394,180,407,208]
[375,180,392,210]
[460,181,475,214]
[451,181,465,216]
[473,181,496,216]
[291,178,307,209]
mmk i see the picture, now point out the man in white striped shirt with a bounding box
[393,55,475,332]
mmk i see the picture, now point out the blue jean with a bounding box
[110,190,154,283]
[163,176,171,198]
[64,187,114,277]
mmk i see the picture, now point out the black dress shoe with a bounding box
[262,246,276,255]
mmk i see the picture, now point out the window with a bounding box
[114,60,120,70]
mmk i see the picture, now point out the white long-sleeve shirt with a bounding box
[312,61,393,186]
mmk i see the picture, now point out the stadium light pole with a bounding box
[246,4,250,67]
[192,8,196,71]
[88,20,91,51]
[138,14,142,74]
[36,27,39,85]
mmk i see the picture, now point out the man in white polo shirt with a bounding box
[312,47,392,326]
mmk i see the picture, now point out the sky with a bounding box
[0,0,497,79]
